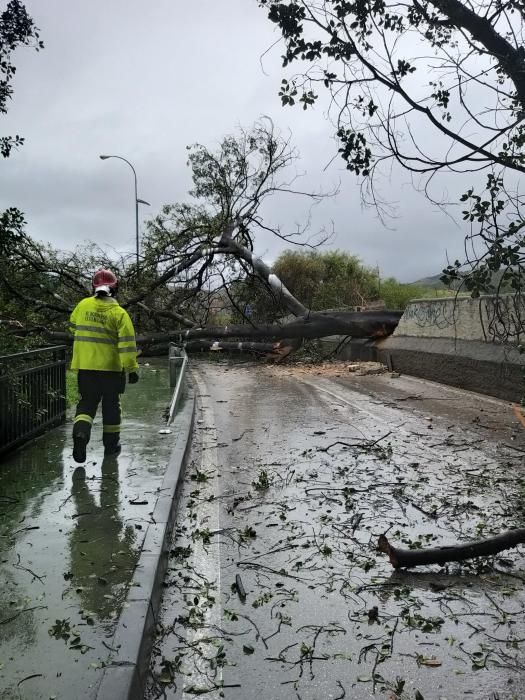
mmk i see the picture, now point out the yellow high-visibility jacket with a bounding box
[69,296,139,372]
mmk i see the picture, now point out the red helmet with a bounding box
[92,269,118,292]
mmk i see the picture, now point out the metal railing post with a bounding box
[169,343,185,388]
[167,343,188,423]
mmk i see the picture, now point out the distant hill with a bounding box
[410,274,448,289]
[411,269,518,292]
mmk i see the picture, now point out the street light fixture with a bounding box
[99,154,150,276]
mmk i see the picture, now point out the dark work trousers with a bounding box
[73,370,126,449]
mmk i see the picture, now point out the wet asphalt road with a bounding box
[147,360,525,700]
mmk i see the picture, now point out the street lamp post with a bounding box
[99,155,150,277]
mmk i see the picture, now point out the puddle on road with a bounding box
[0,364,172,700]
[148,362,525,700]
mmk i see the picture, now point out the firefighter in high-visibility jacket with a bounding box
[69,269,139,463]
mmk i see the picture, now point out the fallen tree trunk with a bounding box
[217,221,308,317]
[47,310,401,347]
[185,338,302,360]
[136,310,402,345]
[378,530,525,569]
[186,340,277,354]
[181,311,402,341]
[45,333,302,360]
[138,343,171,357]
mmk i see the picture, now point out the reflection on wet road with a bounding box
[0,363,172,699]
[148,360,525,700]
[69,460,137,622]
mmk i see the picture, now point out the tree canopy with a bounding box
[0,122,333,348]
[0,121,407,356]
[1,1,44,351]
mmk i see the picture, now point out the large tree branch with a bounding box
[379,529,525,568]
[219,222,308,316]
[0,272,71,314]
[122,248,205,309]
[334,19,525,174]
[136,302,195,328]
[426,0,525,107]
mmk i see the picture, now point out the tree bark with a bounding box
[378,530,525,569]
[137,310,402,344]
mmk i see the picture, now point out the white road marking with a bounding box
[298,377,389,423]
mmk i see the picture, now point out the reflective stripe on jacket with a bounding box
[69,296,139,372]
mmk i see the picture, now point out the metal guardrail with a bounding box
[167,343,188,424]
[0,346,67,457]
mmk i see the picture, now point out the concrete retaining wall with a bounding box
[377,336,525,401]
[377,294,525,402]
[394,294,525,344]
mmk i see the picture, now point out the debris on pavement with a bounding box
[146,361,525,700]
[269,359,388,378]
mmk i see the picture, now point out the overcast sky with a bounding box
[0,0,469,282]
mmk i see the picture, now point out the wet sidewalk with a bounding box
[0,363,175,700]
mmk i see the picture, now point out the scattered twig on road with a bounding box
[232,429,253,442]
[334,680,346,699]
[14,553,46,584]
[0,605,47,626]
[17,674,43,688]
[235,574,247,602]
[231,612,268,649]
[318,431,392,453]
[238,561,309,582]
[1,525,40,537]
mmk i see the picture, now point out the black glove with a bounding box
[128,372,139,384]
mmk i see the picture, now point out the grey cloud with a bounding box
[0,0,468,282]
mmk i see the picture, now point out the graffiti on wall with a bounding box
[399,294,525,345]
[402,298,458,330]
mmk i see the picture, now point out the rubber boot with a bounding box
[72,422,91,463]
[103,432,121,458]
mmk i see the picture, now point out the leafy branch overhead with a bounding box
[259,0,525,296]
[0,0,43,158]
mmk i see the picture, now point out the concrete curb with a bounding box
[96,380,196,700]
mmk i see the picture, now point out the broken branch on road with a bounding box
[378,529,525,569]
[318,431,392,453]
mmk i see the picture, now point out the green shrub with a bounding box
[66,370,79,408]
